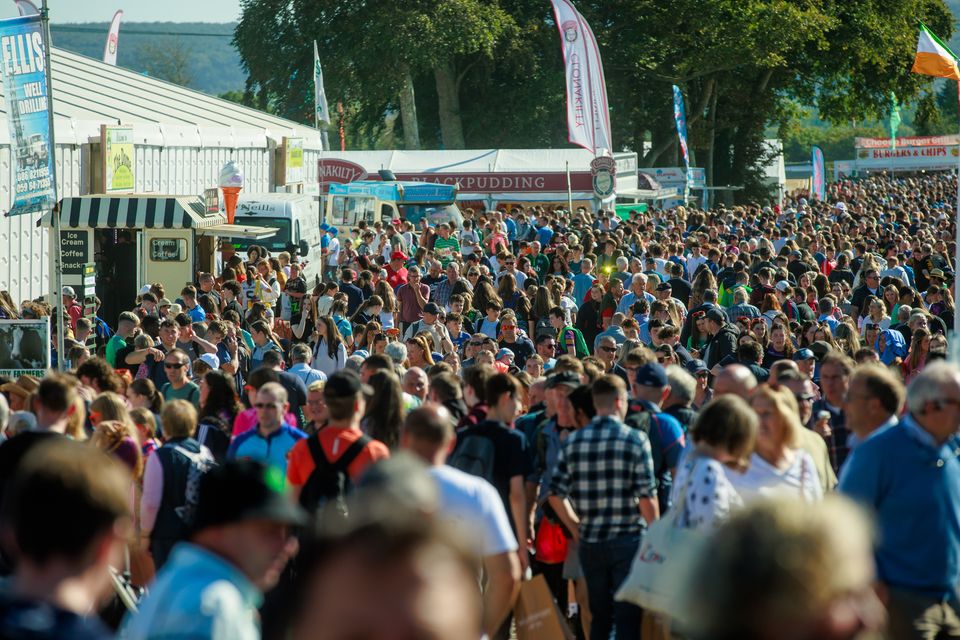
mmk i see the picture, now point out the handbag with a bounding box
[534,517,569,565]
[514,574,575,640]
[615,458,708,619]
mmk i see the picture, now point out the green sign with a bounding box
[615,202,648,220]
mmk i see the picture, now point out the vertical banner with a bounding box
[101,125,134,193]
[811,146,826,201]
[672,85,691,198]
[313,41,330,126]
[550,0,613,155]
[888,92,901,150]
[0,14,56,216]
[102,9,122,66]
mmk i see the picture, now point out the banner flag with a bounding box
[313,41,330,126]
[912,23,960,81]
[103,10,122,66]
[0,14,56,216]
[672,85,691,197]
[811,146,826,201]
[550,0,612,155]
[888,93,901,150]
[14,0,37,16]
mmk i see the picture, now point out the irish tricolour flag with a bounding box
[912,23,960,80]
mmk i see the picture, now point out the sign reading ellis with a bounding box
[102,125,134,193]
[0,14,55,217]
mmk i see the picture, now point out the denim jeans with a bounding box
[579,533,643,640]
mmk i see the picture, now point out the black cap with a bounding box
[323,369,373,399]
[545,370,580,389]
[704,307,726,324]
[423,302,442,315]
[655,282,672,292]
[192,460,308,532]
[685,359,709,375]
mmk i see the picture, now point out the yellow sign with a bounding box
[102,125,134,193]
[284,137,304,184]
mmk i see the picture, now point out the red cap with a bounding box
[391,251,408,262]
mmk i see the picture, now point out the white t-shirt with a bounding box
[670,455,743,531]
[430,465,518,556]
[727,451,823,504]
[326,236,340,267]
[460,229,479,256]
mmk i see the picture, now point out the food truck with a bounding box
[324,179,463,236]
[43,194,277,323]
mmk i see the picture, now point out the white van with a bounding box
[225,193,323,283]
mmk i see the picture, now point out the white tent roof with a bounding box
[0,47,323,149]
[320,149,636,174]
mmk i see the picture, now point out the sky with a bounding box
[0,0,240,22]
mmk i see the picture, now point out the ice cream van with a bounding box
[225,193,323,282]
[324,179,463,237]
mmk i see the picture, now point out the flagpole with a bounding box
[41,0,63,370]
[954,80,960,339]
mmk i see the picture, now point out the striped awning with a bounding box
[42,196,225,229]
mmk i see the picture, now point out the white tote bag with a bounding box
[615,461,708,618]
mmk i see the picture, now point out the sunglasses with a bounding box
[469,341,484,346]
[164,362,187,369]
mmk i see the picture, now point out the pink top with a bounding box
[232,407,298,437]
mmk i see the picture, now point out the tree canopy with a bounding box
[235,0,954,200]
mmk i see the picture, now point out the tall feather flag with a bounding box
[103,10,123,66]
[550,0,612,155]
[14,0,38,15]
[673,85,691,199]
[313,41,331,127]
[888,92,901,150]
[811,146,825,201]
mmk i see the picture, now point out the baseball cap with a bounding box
[495,348,515,362]
[655,282,672,292]
[704,307,726,324]
[198,353,220,369]
[775,280,791,292]
[324,370,374,399]
[793,348,815,362]
[684,359,709,376]
[423,302,442,315]
[139,284,152,296]
[192,460,308,532]
[157,298,172,307]
[391,251,408,262]
[635,363,668,388]
[61,286,76,298]
[319,222,332,232]
[810,341,833,361]
[545,370,580,389]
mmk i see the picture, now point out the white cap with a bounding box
[61,286,76,298]
[139,284,152,295]
[198,353,220,369]
[775,280,791,292]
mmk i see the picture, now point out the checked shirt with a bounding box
[548,415,656,543]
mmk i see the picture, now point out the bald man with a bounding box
[712,364,757,399]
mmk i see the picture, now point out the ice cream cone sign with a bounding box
[219,161,244,224]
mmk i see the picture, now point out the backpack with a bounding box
[448,433,497,484]
[299,434,371,518]
[560,325,590,359]
[172,444,217,529]
[534,316,555,340]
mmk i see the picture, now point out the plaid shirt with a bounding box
[549,415,656,543]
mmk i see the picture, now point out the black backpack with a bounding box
[448,433,496,484]
[298,434,371,518]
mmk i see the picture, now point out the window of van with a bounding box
[330,196,376,227]
[228,216,292,252]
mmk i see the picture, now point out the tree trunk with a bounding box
[706,86,718,200]
[398,69,421,150]
[434,59,466,149]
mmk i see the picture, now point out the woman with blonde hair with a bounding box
[405,335,435,369]
[689,268,717,311]
[731,385,822,503]
[91,419,144,480]
[89,391,137,435]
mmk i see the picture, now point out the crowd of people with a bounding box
[0,170,958,639]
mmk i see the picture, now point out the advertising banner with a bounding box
[282,137,304,185]
[0,318,50,377]
[854,145,958,170]
[0,14,56,217]
[811,146,825,200]
[855,135,960,149]
[101,125,134,193]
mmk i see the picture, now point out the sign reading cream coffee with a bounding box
[101,125,134,193]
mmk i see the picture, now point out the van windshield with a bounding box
[228,216,292,252]
[401,204,463,229]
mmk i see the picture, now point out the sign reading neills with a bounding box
[0,14,56,217]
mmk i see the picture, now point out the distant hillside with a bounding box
[49,22,245,96]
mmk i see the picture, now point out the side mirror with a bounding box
[299,239,310,257]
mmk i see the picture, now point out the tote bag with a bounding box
[615,460,708,618]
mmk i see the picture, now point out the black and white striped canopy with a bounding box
[45,196,223,229]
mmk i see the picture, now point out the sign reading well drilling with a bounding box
[0,14,56,217]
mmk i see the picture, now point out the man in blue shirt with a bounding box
[228,382,307,476]
[180,285,207,322]
[840,362,960,639]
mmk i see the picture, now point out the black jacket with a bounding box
[704,323,740,370]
